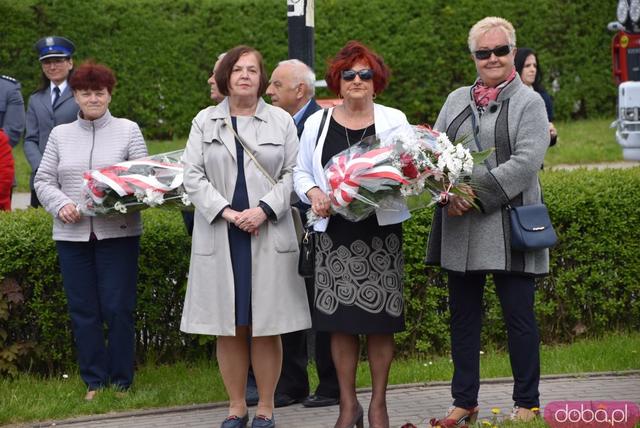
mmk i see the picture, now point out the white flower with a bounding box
[114,201,127,213]
[142,188,165,207]
[181,192,192,206]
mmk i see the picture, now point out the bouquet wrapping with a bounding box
[316,124,490,223]
[79,149,192,215]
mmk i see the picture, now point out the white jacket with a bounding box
[293,103,411,231]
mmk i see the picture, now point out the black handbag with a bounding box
[297,108,330,278]
[508,203,558,251]
[298,229,315,277]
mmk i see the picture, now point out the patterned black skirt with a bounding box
[312,213,405,334]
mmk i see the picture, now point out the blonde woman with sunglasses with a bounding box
[425,17,550,427]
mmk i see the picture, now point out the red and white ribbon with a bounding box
[326,146,408,208]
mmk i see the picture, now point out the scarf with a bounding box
[472,68,517,108]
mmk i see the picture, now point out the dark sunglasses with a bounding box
[473,44,512,60]
[341,69,374,81]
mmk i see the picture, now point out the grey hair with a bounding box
[468,16,516,52]
[277,59,316,97]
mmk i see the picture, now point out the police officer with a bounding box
[0,73,25,210]
[24,36,79,208]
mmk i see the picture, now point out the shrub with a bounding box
[1,168,639,373]
[1,0,617,139]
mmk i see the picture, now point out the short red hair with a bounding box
[69,61,116,94]
[325,40,390,96]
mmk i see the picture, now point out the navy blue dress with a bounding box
[228,117,252,326]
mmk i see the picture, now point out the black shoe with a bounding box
[274,393,303,408]
[251,414,275,428]
[221,413,249,428]
[302,394,340,408]
[245,385,259,407]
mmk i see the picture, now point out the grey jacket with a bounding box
[0,75,25,147]
[426,74,550,276]
[24,84,79,189]
[34,110,148,241]
[180,98,311,336]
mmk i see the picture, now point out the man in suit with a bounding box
[0,73,25,209]
[24,36,79,207]
[245,59,339,408]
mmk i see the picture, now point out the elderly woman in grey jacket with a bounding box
[34,62,147,400]
[425,17,549,427]
[180,45,310,428]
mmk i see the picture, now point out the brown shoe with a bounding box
[84,390,98,401]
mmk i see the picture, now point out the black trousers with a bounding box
[448,272,540,409]
[30,187,41,208]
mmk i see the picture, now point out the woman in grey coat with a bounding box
[425,17,550,427]
[180,45,310,428]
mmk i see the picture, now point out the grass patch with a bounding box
[545,117,621,167]
[1,332,638,425]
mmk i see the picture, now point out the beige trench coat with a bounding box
[180,98,311,336]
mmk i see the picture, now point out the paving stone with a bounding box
[25,373,639,428]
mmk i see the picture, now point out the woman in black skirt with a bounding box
[293,40,410,428]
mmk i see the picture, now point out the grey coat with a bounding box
[0,75,25,147]
[180,98,311,337]
[24,85,79,190]
[426,74,550,276]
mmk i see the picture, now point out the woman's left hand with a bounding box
[235,207,267,235]
[446,184,475,217]
[58,203,81,224]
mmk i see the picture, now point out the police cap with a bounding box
[34,36,75,61]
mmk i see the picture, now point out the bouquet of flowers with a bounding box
[314,123,490,223]
[79,149,192,215]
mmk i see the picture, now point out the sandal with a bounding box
[510,406,540,422]
[429,406,479,427]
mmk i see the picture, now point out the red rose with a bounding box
[400,154,419,179]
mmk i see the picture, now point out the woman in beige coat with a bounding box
[180,45,310,428]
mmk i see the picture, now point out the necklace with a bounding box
[344,122,371,147]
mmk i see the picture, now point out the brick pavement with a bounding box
[21,372,639,428]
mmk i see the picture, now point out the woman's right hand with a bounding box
[307,187,332,217]
[58,203,81,224]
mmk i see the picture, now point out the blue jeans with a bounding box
[56,236,140,390]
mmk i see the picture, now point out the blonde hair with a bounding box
[468,16,516,52]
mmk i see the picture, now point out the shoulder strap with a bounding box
[224,117,277,186]
[315,108,329,147]
[470,113,544,207]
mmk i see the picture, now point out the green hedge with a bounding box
[1,168,639,374]
[1,0,617,139]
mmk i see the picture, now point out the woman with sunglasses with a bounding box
[425,17,550,427]
[294,40,410,428]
